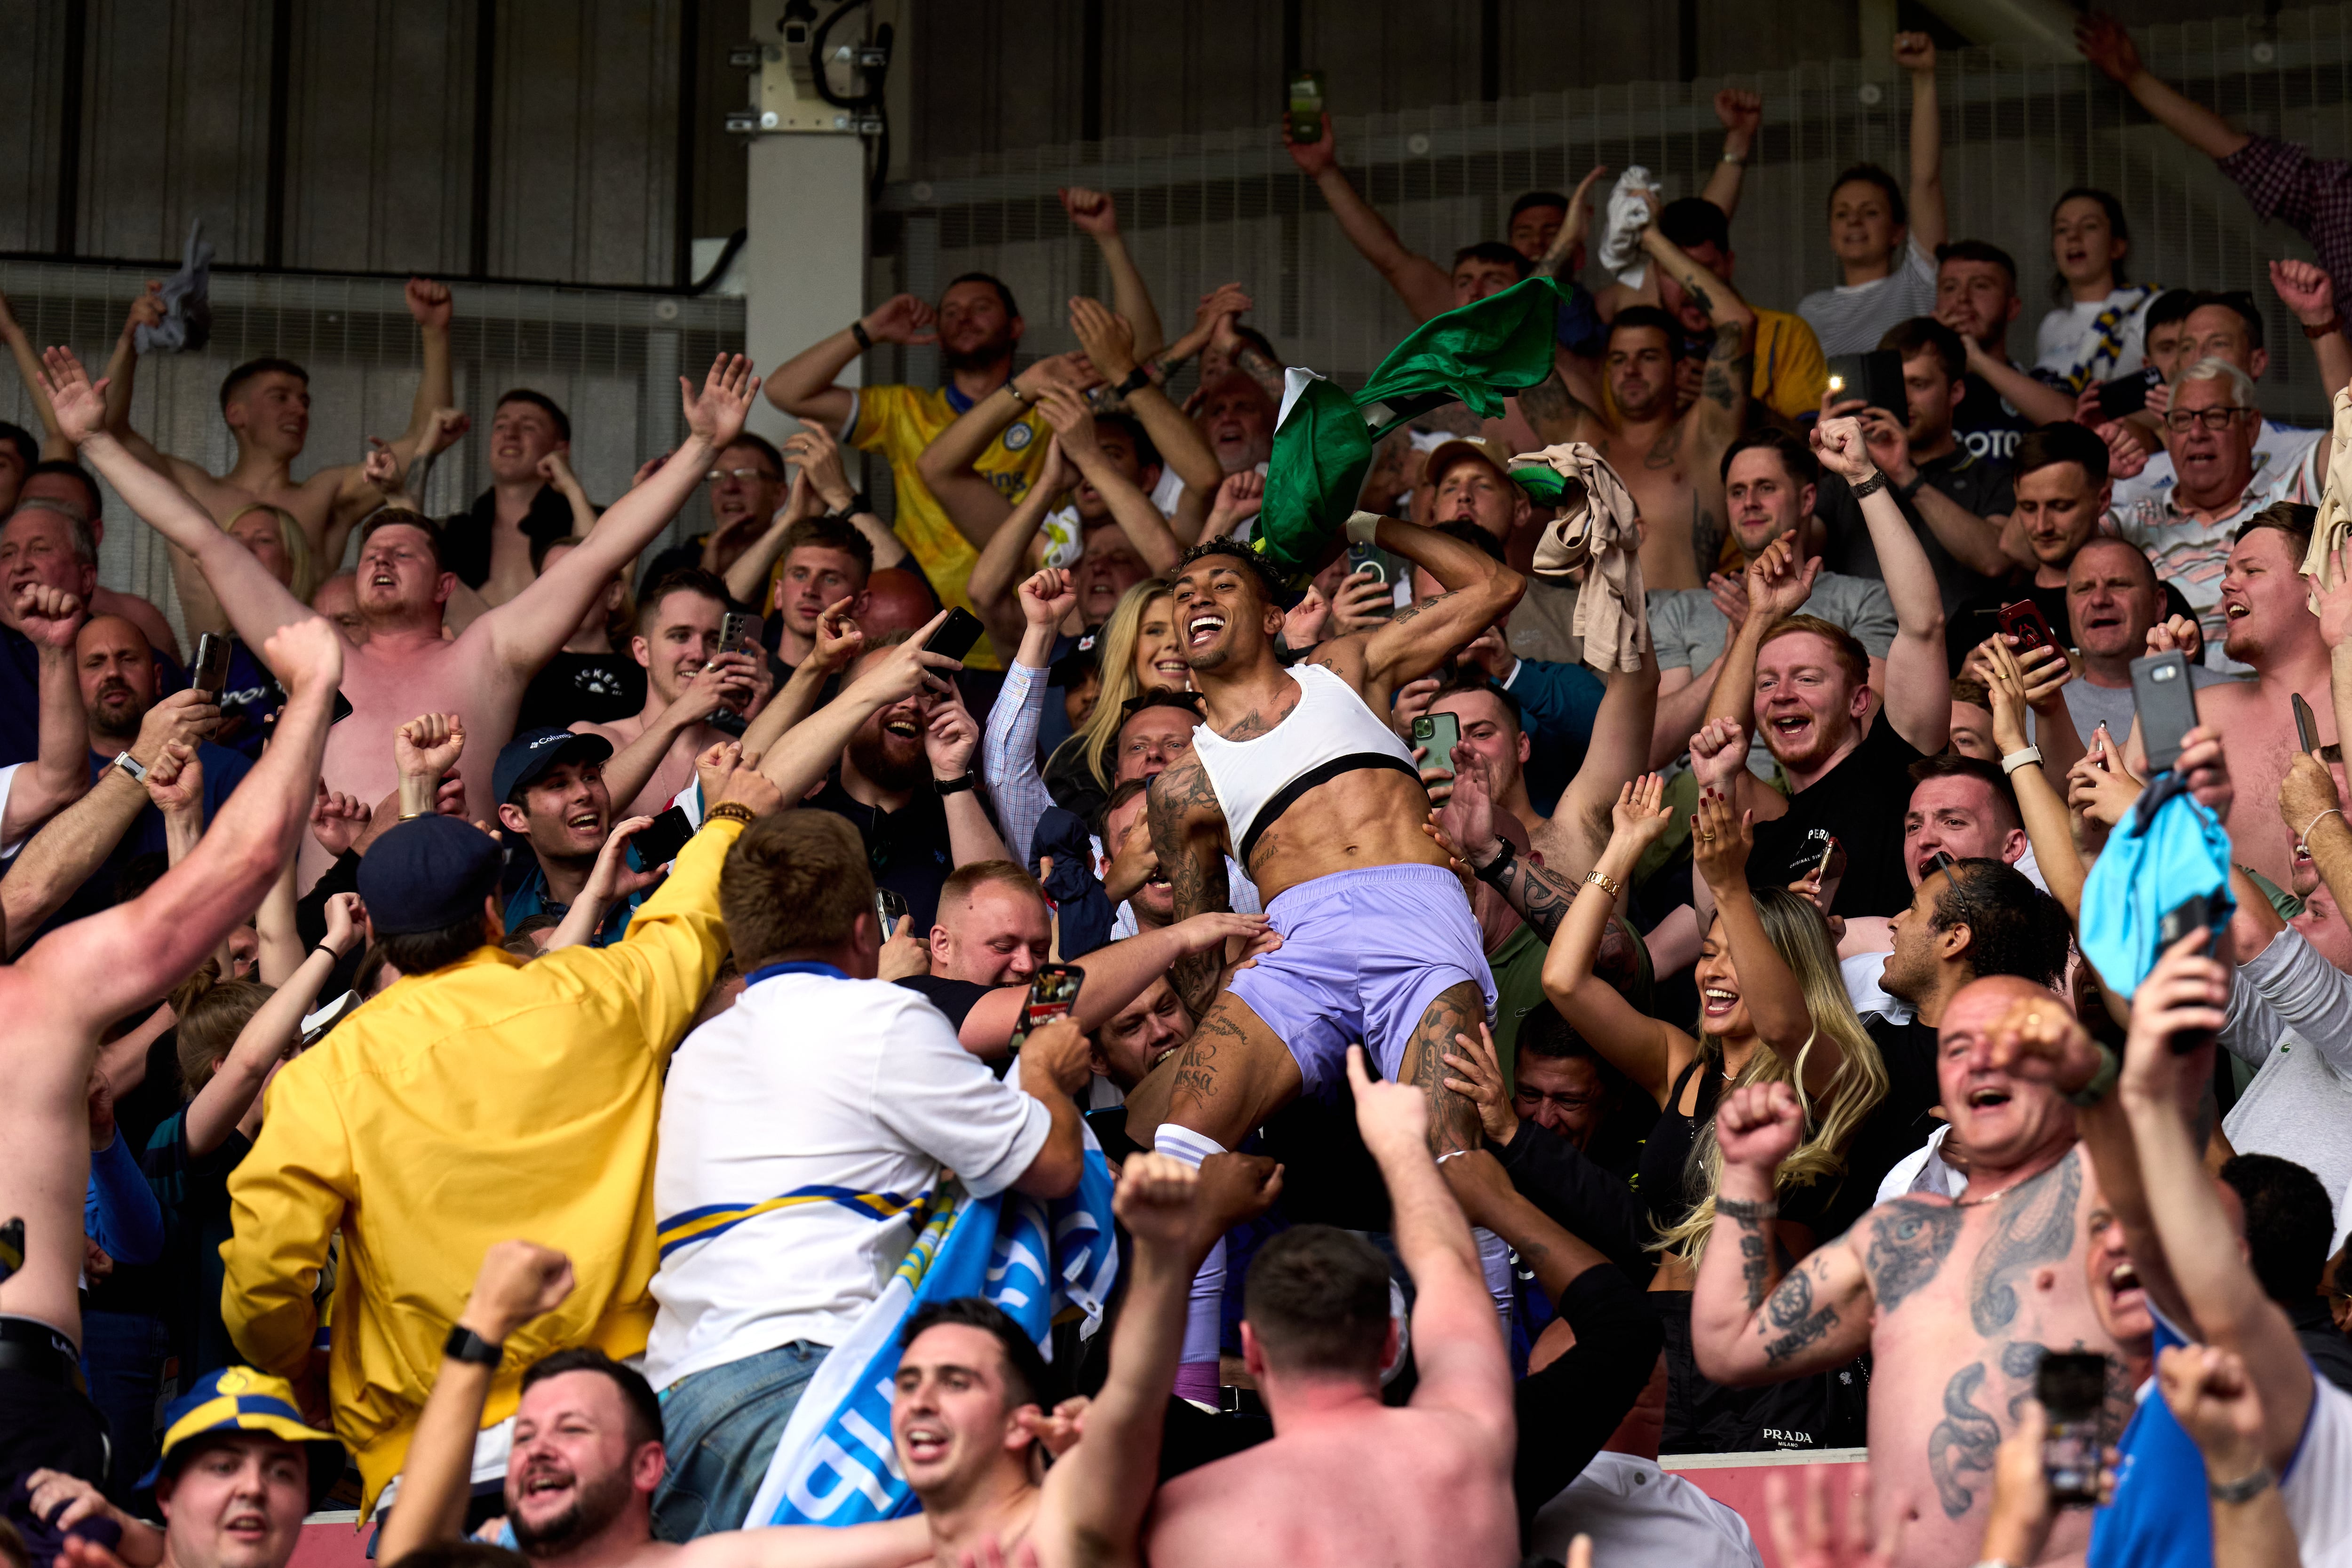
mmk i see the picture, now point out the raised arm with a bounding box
[2120,933,2314,1472]
[1069,295,1221,503]
[1339,514,1525,694]
[1538,776,1688,1106]
[970,445,1068,664]
[1059,189,1165,357]
[1700,538,1819,765]
[1700,92,1762,218]
[483,354,758,673]
[1690,1081,1878,1383]
[752,612,962,802]
[1348,1048,1514,1424]
[1282,115,1455,324]
[2271,262,2352,400]
[1981,642,2087,918]
[2076,14,2251,161]
[912,353,1099,544]
[375,1242,580,1568]
[724,467,822,607]
[1640,214,1755,447]
[3,586,91,843]
[981,569,1074,866]
[920,682,1011,870]
[1691,790,1843,1095]
[1812,416,1948,752]
[765,293,936,431]
[1034,386,1182,574]
[1898,33,1948,254]
[185,894,360,1157]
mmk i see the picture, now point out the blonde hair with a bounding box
[223,502,316,601]
[1651,888,1889,1266]
[1068,578,1175,791]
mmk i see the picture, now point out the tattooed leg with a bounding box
[1123,986,1299,1151]
[1399,981,1492,1158]
[1926,1362,2001,1518]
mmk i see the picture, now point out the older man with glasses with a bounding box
[2108,355,2326,663]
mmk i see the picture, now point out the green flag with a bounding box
[1248,275,1585,590]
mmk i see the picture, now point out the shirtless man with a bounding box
[1518,211,1756,592]
[100,278,454,571]
[1146,1049,1518,1568]
[577,567,772,817]
[379,1151,1271,1568]
[1688,974,2126,1568]
[0,613,336,1482]
[41,345,763,884]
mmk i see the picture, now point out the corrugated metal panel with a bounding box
[0,1,70,254]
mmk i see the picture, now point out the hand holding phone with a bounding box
[1996,599,2058,655]
[2295,692,2321,755]
[1010,963,1086,1055]
[923,607,985,665]
[629,806,697,867]
[2129,651,2199,775]
[2036,1351,2111,1507]
[193,632,233,698]
[1412,712,1461,782]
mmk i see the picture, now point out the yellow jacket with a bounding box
[222,816,745,1509]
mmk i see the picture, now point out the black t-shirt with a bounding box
[1952,371,2038,465]
[1820,449,2017,616]
[439,483,580,590]
[1812,1011,1947,1241]
[1746,715,1926,919]
[516,650,647,732]
[895,974,997,1035]
[1945,574,2201,676]
[809,777,961,932]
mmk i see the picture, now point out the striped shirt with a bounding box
[1797,241,1940,357]
[2105,441,2325,646]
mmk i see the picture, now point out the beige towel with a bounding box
[2303,383,2352,609]
[1514,442,1647,673]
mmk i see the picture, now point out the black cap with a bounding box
[493,726,614,806]
[357,816,503,936]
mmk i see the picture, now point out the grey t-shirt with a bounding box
[1649,570,1899,679]
[2052,665,2235,747]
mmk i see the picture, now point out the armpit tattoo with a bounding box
[1761,1260,1838,1365]
[1968,1150,2082,1336]
[1926,1362,2000,1517]
[1864,1201,1965,1315]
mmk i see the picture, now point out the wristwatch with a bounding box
[2304,316,2344,340]
[444,1323,503,1367]
[2066,1041,2121,1108]
[936,773,977,795]
[1892,470,1927,503]
[849,319,875,351]
[1471,837,1517,888]
[1112,365,1153,398]
[824,491,872,520]
[110,750,148,783]
[1848,470,1888,499]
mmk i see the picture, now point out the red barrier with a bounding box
[293,1450,1875,1568]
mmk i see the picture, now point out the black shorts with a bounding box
[0,1345,110,1493]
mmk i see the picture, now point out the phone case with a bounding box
[2129,651,2200,774]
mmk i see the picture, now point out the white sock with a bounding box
[1153,1125,1230,1401]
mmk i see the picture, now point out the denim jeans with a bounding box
[651,1340,830,1541]
[80,1310,170,1498]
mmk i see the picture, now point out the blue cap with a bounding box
[136,1366,342,1503]
[493,726,614,807]
[357,815,504,936]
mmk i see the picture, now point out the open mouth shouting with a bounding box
[899,1422,950,1467]
[1701,985,1741,1021]
[1186,611,1226,651]
[1965,1084,2013,1112]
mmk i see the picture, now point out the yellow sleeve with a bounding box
[560,814,746,1065]
[847,385,904,454]
[222,1068,355,1380]
[1764,312,1830,420]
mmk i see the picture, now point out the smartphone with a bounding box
[1825,350,1907,420]
[718,611,760,657]
[2036,1351,2110,1507]
[1286,71,1325,144]
[192,632,232,698]
[1412,712,1461,781]
[2129,650,2200,775]
[1996,599,2058,655]
[0,1217,21,1286]
[331,690,355,725]
[2157,892,2223,1053]
[923,606,985,665]
[1010,962,1086,1053]
[874,887,909,942]
[2296,692,2321,754]
[1345,540,1406,620]
[2096,364,2164,421]
[631,805,697,868]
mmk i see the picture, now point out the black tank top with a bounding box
[1637,1057,1719,1235]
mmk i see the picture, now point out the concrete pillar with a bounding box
[742,133,868,448]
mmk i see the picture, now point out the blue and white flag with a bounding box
[742,1133,1119,1529]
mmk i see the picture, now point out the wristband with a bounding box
[1893,471,1927,502]
[2303,807,2344,841]
[2066,1041,2121,1108]
[1004,382,1032,407]
[2304,317,2343,340]
[1471,838,1517,888]
[311,943,342,966]
[1714,1196,1778,1222]
[2000,745,2043,776]
[703,802,756,827]
[1848,470,1888,499]
[2209,1464,2276,1504]
[1344,511,1383,546]
[936,773,977,795]
[826,491,872,520]
[849,319,874,351]
[111,750,148,783]
[1113,365,1152,398]
[1721,151,1748,165]
[443,1323,503,1368]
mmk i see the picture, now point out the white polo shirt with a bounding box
[643,963,1052,1390]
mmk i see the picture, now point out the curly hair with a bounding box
[1176,535,1291,605]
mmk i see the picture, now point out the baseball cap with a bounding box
[357,816,503,936]
[493,727,614,807]
[137,1367,343,1504]
[1422,436,1518,494]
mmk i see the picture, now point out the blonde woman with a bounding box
[1039,577,1188,822]
[1542,773,1886,1450]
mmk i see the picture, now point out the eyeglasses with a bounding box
[706,467,776,485]
[2163,407,2251,433]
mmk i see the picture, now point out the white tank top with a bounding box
[1191,662,1420,864]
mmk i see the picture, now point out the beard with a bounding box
[941,336,1013,373]
[849,726,931,792]
[510,1467,632,1558]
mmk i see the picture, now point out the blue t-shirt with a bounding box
[2089,1316,2210,1568]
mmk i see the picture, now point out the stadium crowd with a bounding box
[11,15,2352,1568]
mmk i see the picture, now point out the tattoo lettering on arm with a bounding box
[1146,758,1232,1014]
[1926,1361,2001,1517]
[1863,1200,1966,1315]
[1735,1218,1771,1310]
[1760,1256,1839,1365]
[1168,1005,1246,1122]
[1967,1149,2082,1336]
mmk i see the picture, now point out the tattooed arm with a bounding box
[1349,515,1526,694]
[1640,221,1755,443]
[1692,1082,1876,1384]
[1146,754,1235,1015]
[1514,362,1602,449]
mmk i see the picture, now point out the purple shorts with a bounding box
[1225,862,1496,1097]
